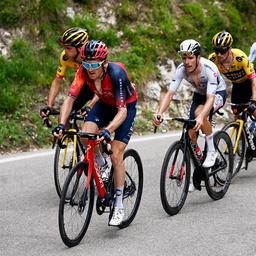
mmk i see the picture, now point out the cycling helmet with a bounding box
[58,27,88,47]
[179,39,201,56]
[80,40,108,60]
[212,31,233,48]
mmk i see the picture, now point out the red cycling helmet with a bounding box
[80,40,108,61]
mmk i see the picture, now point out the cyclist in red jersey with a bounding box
[53,40,137,226]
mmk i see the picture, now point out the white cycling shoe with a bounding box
[109,207,124,226]
[202,151,218,168]
[188,182,196,192]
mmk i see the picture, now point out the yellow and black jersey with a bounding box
[208,48,256,83]
[56,50,81,79]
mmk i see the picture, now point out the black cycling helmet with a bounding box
[58,27,89,47]
[80,40,108,60]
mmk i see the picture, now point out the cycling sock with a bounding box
[206,133,215,152]
[114,186,124,208]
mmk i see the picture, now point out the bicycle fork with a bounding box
[169,143,186,183]
[60,129,79,168]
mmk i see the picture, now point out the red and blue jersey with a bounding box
[68,62,137,108]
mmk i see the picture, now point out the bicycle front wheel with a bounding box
[54,134,83,198]
[58,161,94,247]
[160,141,190,216]
[205,131,233,200]
[119,149,143,228]
[222,121,246,178]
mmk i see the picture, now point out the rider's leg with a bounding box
[111,140,127,208]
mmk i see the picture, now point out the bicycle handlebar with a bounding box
[52,130,113,154]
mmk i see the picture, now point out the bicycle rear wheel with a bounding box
[160,141,190,216]
[54,134,83,198]
[222,121,246,178]
[58,161,94,247]
[118,149,143,228]
[205,131,233,200]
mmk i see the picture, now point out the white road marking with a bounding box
[0,132,181,164]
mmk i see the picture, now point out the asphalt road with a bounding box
[1,132,256,256]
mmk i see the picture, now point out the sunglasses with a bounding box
[214,47,229,55]
[82,61,104,70]
[178,51,194,57]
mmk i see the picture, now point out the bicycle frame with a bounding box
[57,111,85,168]
[170,118,203,180]
[84,139,107,200]
[229,107,256,154]
[171,118,228,180]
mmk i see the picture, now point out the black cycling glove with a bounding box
[99,129,111,142]
[80,106,91,120]
[52,124,65,136]
[40,105,52,118]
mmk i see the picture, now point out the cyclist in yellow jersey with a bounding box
[209,31,256,115]
[40,27,97,120]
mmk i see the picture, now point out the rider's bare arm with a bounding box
[157,90,175,115]
[251,77,256,102]
[87,94,99,109]
[47,77,62,108]
[105,107,127,133]
[59,96,75,125]
[198,94,215,119]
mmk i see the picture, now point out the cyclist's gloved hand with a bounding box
[153,113,163,126]
[247,100,256,114]
[99,129,111,142]
[52,124,65,137]
[80,106,91,119]
[40,105,52,118]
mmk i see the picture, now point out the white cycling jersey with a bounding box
[249,42,256,63]
[169,57,226,95]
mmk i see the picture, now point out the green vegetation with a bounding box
[0,0,256,152]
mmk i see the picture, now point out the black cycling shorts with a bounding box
[231,80,252,104]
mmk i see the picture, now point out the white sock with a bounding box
[114,186,124,208]
[206,133,215,152]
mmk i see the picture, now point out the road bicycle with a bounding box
[159,117,233,216]
[222,102,256,178]
[58,130,143,247]
[52,110,85,198]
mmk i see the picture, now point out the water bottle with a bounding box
[191,142,203,161]
[95,150,109,181]
[95,151,107,167]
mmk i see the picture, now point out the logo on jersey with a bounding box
[236,56,243,62]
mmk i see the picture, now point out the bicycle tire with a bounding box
[54,134,83,198]
[160,141,190,216]
[118,149,143,228]
[205,130,233,200]
[222,121,246,178]
[58,161,94,247]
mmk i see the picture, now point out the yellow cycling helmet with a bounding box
[212,31,233,49]
[58,27,89,47]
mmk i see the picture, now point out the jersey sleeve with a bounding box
[168,64,184,92]
[236,49,256,79]
[67,67,87,99]
[112,67,129,108]
[55,50,67,79]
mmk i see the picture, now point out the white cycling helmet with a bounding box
[179,39,201,56]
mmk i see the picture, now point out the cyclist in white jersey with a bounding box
[153,39,227,190]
